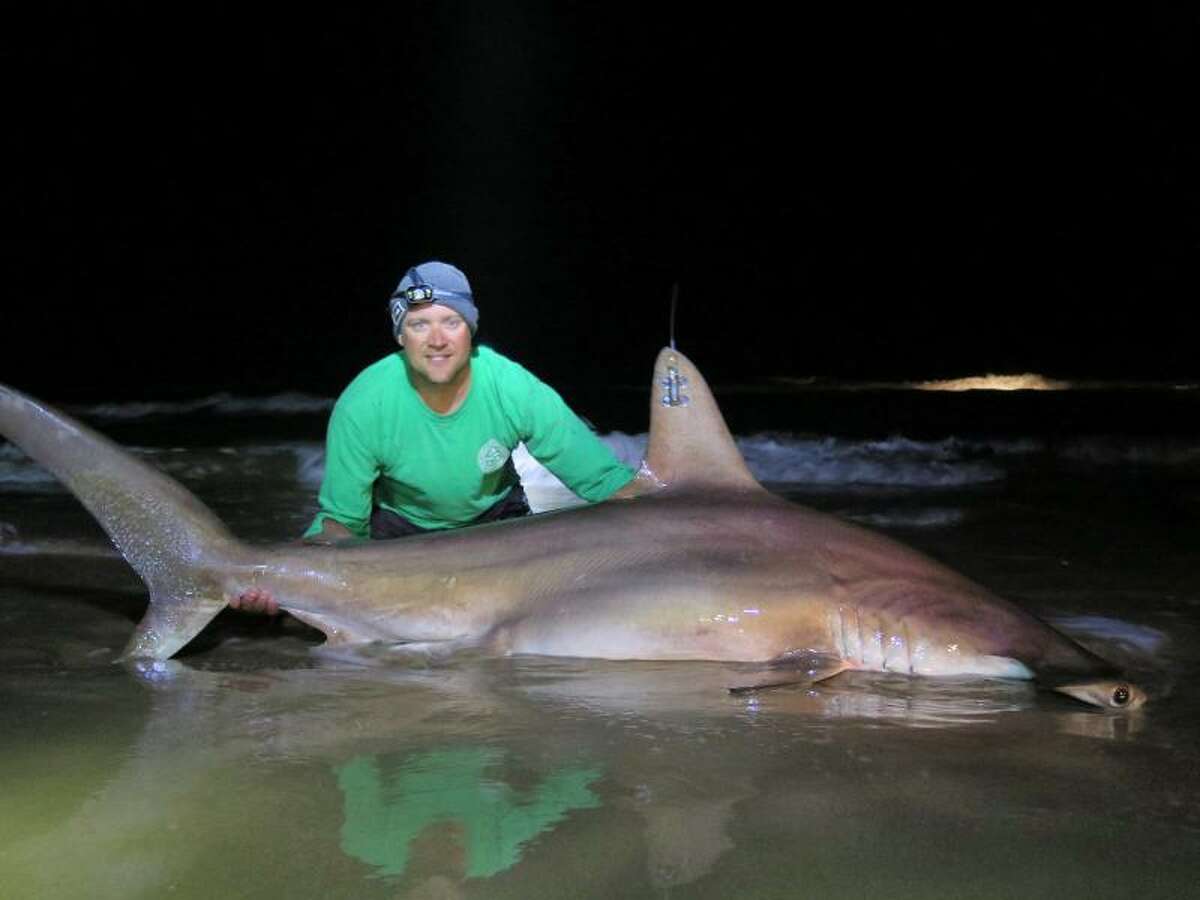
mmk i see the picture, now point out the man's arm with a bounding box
[509,366,637,502]
[302,402,378,540]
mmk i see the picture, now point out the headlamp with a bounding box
[388,283,437,328]
[403,284,436,305]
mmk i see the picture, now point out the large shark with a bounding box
[0,348,1146,710]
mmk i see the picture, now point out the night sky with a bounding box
[3,7,1195,402]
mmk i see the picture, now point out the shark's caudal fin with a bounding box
[0,384,248,659]
[644,348,761,491]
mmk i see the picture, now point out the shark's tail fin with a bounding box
[0,384,250,659]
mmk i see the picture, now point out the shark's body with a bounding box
[0,348,1145,709]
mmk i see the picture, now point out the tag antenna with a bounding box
[669,282,679,351]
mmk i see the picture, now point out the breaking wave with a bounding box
[5,430,1200,497]
[843,508,967,529]
[0,441,327,493]
[0,443,58,489]
[71,392,334,421]
[515,433,1009,513]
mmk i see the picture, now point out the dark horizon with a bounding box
[3,7,1195,403]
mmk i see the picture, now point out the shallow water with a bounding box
[2,402,1200,898]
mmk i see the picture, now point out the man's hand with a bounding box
[227,518,359,615]
[610,466,662,500]
[228,587,280,616]
[308,518,357,543]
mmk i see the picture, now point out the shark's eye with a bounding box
[1111,686,1131,707]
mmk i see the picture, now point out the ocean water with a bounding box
[1,381,1199,898]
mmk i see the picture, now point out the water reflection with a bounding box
[625,771,756,890]
[336,749,601,880]
[0,634,1189,899]
[510,658,1042,728]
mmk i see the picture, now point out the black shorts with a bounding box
[368,485,532,540]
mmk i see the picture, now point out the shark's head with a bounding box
[1054,679,1148,711]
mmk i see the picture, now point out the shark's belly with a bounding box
[497,583,813,662]
[496,588,1037,681]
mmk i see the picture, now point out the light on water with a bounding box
[913,373,1072,391]
[2,396,1200,898]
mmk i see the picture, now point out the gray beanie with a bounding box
[387,261,479,338]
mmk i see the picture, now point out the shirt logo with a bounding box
[477,438,510,474]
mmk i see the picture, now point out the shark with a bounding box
[0,348,1146,710]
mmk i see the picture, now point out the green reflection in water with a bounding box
[336,748,601,879]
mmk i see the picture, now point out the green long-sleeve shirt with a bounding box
[304,346,633,537]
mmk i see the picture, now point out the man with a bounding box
[232,260,643,613]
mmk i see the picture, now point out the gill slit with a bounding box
[855,608,864,667]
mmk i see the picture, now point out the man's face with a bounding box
[400,303,472,386]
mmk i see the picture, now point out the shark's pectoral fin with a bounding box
[285,609,383,646]
[313,637,483,667]
[727,651,850,694]
[285,609,472,656]
[119,589,228,661]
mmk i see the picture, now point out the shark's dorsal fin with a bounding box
[643,347,762,491]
